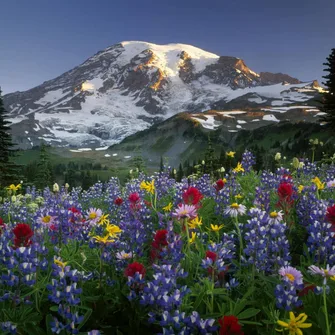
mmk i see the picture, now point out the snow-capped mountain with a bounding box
[3,41,324,149]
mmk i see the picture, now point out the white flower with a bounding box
[116,251,133,260]
[298,162,305,169]
[274,152,281,161]
[219,167,225,173]
[65,183,70,188]
[202,160,205,165]
[268,210,284,224]
[11,195,17,202]
[53,183,60,192]
[129,169,133,174]
[224,203,247,217]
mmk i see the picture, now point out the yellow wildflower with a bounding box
[188,216,203,229]
[54,259,67,270]
[330,275,335,282]
[226,151,236,158]
[298,185,304,194]
[93,234,114,244]
[163,202,173,212]
[276,312,312,334]
[106,224,122,238]
[98,214,109,225]
[6,184,21,192]
[140,180,155,194]
[209,224,224,232]
[235,194,243,199]
[311,177,325,190]
[233,162,244,173]
[189,232,197,244]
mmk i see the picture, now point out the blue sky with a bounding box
[1,0,334,94]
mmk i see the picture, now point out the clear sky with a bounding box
[1,0,334,94]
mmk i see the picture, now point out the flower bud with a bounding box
[53,183,60,192]
[274,152,281,161]
[292,157,300,169]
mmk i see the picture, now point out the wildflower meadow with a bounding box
[0,149,335,335]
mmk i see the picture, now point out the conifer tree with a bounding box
[177,163,184,182]
[159,156,164,172]
[321,48,335,126]
[0,89,21,187]
[34,142,53,189]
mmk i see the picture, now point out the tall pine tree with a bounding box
[321,48,335,126]
[34,142,53,189]
[0,89,20,187]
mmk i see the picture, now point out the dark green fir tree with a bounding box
[34,142,53,189]
[321,48,335,127]
[0,89,21,188]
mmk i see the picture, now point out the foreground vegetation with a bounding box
[0,148,335,335]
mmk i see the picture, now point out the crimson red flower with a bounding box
[219,315,244,335]
[182,187,203,206]
[0,218,5,236]
[69,207,81,214]
[151,230,168,261]
[326,205,335,227]
[128,192,140,203]
[215,179,225,191]
[114,197,123,206]
[124,262,146,278]
[153,229,168,248]
[12,223,34,248]
[298,284,316,297]
[278,182,294,199]
[205,250,217,262]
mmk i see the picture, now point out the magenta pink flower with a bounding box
[172,204,197,220]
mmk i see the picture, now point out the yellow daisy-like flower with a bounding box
[233,162,244,173]
[98,214,109,225]
[189,232,197,244]
[188,216,203,229]
[311,177,325,190]
[106,224,122,238]
[163,202,173,212]
[234,194,243,199]
[54,259,68,270]
[276,312,312,335]
[209,224,224,232]
[298,185,304,194]
[6,184,21,192]
[140,180,155,194]
[330,275,335,282]
[226,151,236,158]
[93,234,114,244]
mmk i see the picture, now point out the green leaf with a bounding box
[24,324,47,335]
[49,306,59,312]
[237,308,260,320]
[77,307,92,330]
[46,314,54,335]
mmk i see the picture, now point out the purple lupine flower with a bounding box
[241,149,256,173]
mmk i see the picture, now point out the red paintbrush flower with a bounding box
[151,230,168,261]
[124,262,146,278]
[219,315,244,335]
[128,192,140,203]
[278,182,294,199]
[182,187,203,206]
[114,197,123,206]
[205,250,218,262]
[12,223,34,248]
[0,218,5,236]
[298,284,316,297]
[326,204,335,228]
[215,179,225,191]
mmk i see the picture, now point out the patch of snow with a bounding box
[217,111,247,115]
[95,146,109,151]
[35,89,64,106]
[263,114,280,122]
[191,115,221,130]
[228,130,238,132]
[315,112,327,116]
[124,156,131,158]
[112,153,118,156]
[69,150,82,153]
[251,119,260,122]
[104,154,111,157]
[248,97,267,104]
[236,125,242,129]
[77,148,92,152]
[25,131,29,134]
[237,120,247,124]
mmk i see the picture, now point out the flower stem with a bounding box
[234,217,243,260]
[323,284,331,335]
